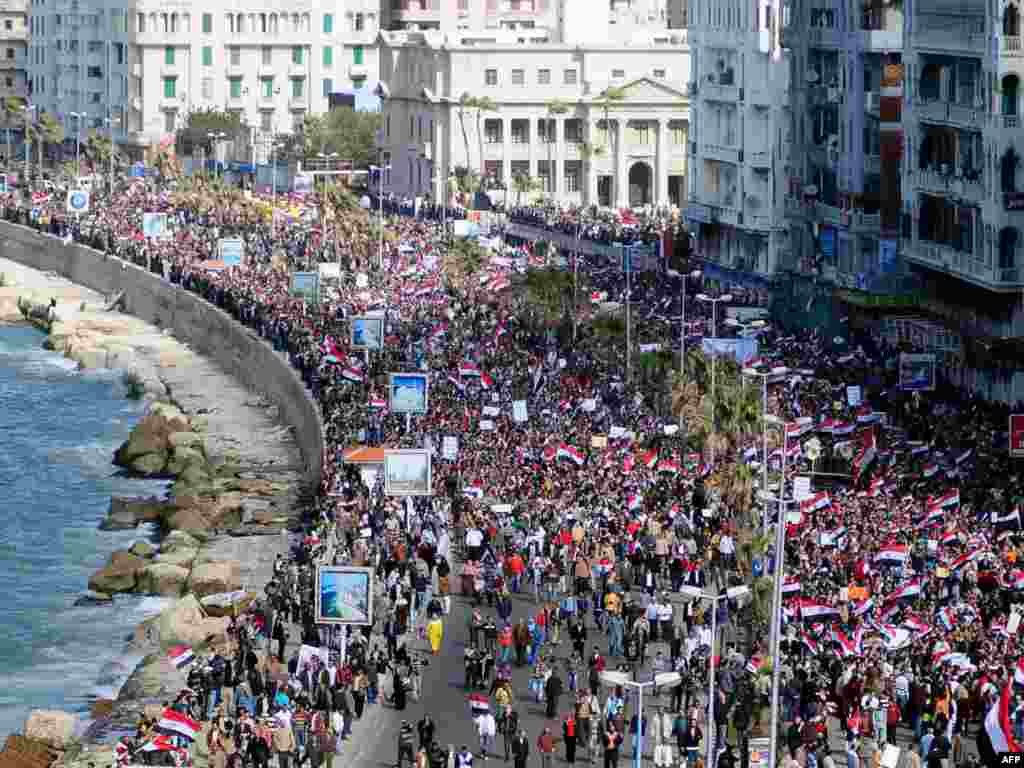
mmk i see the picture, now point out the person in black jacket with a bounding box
[511,729,529,768]
[545,672,564,719]
[417,715,436,749]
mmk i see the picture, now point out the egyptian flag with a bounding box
[786,419,813,439]
[140,736,183,753]
[917,506,944,529]
[928,489,960,509]
[832,628,858,658]
[468,693,490,717]
[800,600,839,620]
[448,375,466,393]
[800,632,820,655]
[874,543,909,564]
[622,454,635,474]
[657,458,680,475]
[909,442,930,456]
[984,685,1021,753]
[542,445,558,463]
[887,578,922,602]
[463,483,484,499]
[166,645,194,669]
[158,708,200,741]
[902,616,931,635]
[460,360,481,377]
[832,421,856,436]
[641,449,658,469]
[922,463,939,479]
[558,444,585,465]
[429,324,448,343]
[480,372,494,389]
[800,492,831,515]
[342,366,364,382]
[627,494,643,511]
[782,578,801,595]
[853,428,877,477]
[949,549,983,572]
[941,529,961,546]
[937,606,957,632]
[864,477,884,498]
[817,417,836,434]
[856,406,881,424]
[993,508,1022,536]
[852,598,874,617]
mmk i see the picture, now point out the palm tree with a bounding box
[82,131,114,168]
[456,93,475,169]
[544,98,571,198]
[578,141,606,205]
[443,237,486,291]
[2,97,24,163]
[511,171,539,207]
[31,112,63,166]
[472,95,496,192]
[520,266,572,329]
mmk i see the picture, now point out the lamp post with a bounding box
[103,114,119,194]
[623,243,639,383]
[742,365,790,532]
[759,414,796,768]
[679,269,702,376]
[20,104,36,187]
[68,111,86,179]
[679,584,751,768]
[208,131,227,177]
[599,671,682,768]
[694,292,733,465]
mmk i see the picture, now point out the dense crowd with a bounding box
[6,176,1024,768]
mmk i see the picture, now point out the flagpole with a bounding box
[767,423,789,768]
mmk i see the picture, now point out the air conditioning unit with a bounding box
[866,91,880,111]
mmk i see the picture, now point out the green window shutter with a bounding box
[201,13,212,34]
[261,78,273,98]
[292,78,304,98]
[163,77,176,98]
[230,78,242,99]
[353,46,364,65]
[323,46,332,67]
[323,78,332,97]
[292,46,303,65]
[164,46,174,66]
[323,13,332,34]
[202,46,212,67]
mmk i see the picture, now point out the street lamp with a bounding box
[694,292,733,465]
[103,114,120,194]
[67,112,87,179]
[742,366,790,531]
[679,584,750,768]
[678,269,702,377]
[599,670,683,768]
[19,104,37,187]
[724,317,768,337]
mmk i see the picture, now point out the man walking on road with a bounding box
[398,721,416,768]
[545,671,564,719]
[273,718,296,768]
[511,730,529,768]
[537,727,557,768]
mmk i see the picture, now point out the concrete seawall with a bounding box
[0,220,324,491]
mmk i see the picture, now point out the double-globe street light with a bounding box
[741,365,790,533]
[598,670,683,768]
[694,292,732,465]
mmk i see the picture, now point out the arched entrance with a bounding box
[628,162,652,208]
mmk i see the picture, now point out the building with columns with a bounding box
[375,0,691,207]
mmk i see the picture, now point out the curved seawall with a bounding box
[0,221,324,491]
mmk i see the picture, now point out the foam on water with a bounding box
[0,325,170,739]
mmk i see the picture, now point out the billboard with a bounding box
[142,212,168,239]
[388,372,429,415]
[384,449,432,496]
[350,315,384,350]
[898,353,936,391]
[291,271,319,301]
[218,238,244,266]
[1011,415,1024,459]
[315,566,374,626]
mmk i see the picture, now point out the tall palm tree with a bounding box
[578,141,606,205]
[31,112,63,166]
[520,266,572,330]
[594,86,626,202]
[511,171,538,207]
[544,98,570,198]
[456,93,475,170]
[472,95,496,191]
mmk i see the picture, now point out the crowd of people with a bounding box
[6,175,1024,768]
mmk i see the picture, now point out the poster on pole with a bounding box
[442,436,459,460]
[66,189,90,214]
[142,212,168,239]
[384,449,432,496]
[513,400,528,423]
[793,476,812,501]
[350,316,384,350]
[315,565,374,626]
[291,271,319,301]
[1011,415,1024,458]
[846,385,862,407]
[898,353,936,391]
[388,372,429,415]
[218,237,244,266]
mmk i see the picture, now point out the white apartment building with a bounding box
[376,0,692,207]
[683,0,793,279]
[27,0,381,158]
[0,0,27,106]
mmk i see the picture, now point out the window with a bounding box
[538,118,555,143]
[292,112,304,132]
[227,77,242,99]
[163,76,176,98]
[565,160,581,192]
[260,111,272,133]
[537,160,551,190]
[323,46,333,67]
[354,13,364,31]
[201,12,212,33]
[164,46,174,66]
[670,121,686,145]
[87,65,102,78]
[201,46,212,66]
[164,111,176,133]
[201,77,213,100]
[485,68,498,86]
[631,120,650,145]
[323,13,332,33]
[261,46,272,66]
[563,69,577,85]
[538,68,550,84]
[653,68,666,78]
[484,119,502,144]
[511,69,524,85]
[511,119,529,144]
[564,119,582,143]
[323,78,333,96]
[292,77,304,99]
[230,47,240,66]
[612,68,625,79]
[292,46,304,65]
[261,76,274,98]
[353,45,364,65]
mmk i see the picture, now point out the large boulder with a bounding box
[23,710,77,748]
[161,530,199,554]
[165,507,211,538]
[188,560,242,598]
[200,591,256,618]
[135,563,189,596]
[168,431,205,453]
[129,541,156,558]
[102,496,173,531]
[88,551,144,593]
[165,446,206,477]
[113,403,191,475]
[154,548,197,568]
[156,594,231,649]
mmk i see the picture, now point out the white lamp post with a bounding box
[68,111,86,179]
[742,366,790,532]
[599,670,683,768]
[679,269,702,376]
[103,114,119,193]
[208,131,227,177]
[19,104,37,187]
[694,293,733,465]
[679,584,750,768]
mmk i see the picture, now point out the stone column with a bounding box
[502,116,511,190]
[553,117,564,199]
[616,118,629,207]
[587,120,600,205]
[655,119,668,205]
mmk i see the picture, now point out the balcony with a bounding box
[915,100,949,123]
[912,21,986,53]
[747,214,773,230]
[1003,36,1023,57]
[349,64,368,78]
[288,62,307,77]
[712,205,740,226]
[702,82,740,102]
[702,143,739,163]
[747,149,770,168]
[807,27,841,47]
[814,201,843,226]
[289,95,307,110]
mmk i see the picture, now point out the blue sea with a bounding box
[0,325,172,740]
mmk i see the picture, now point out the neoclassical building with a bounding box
[376,25,692,208]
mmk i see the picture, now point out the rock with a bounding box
[165,507,211,537]
[205,493,243,529]
[129,451,168,476]
[135,562,189,596]
[178,462,210,487]
[0,734,59,768]
[236,478,281,496]
[168,431,205,453]
[88,551,144,593]
[101,496,173,530]
[73,591,113,607]
[165,445,206,476]
[113,402,191,475]
[161,530,199,553]
[104,343,136,370]
[23,710,77,748]
[115,654,186,702]
[188,560,241,598]
[200,591,255,618]
[156,594,231,649]
[129,541,156,558]
[154,548,197,568]
[90,699,115,718]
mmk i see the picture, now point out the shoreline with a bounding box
[0,255,308,755]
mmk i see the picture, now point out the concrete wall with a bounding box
[0,221,324,491]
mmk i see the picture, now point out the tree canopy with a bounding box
[283,108,382,168]
[175,108,244,153]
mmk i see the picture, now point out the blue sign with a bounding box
[218,238,244,266]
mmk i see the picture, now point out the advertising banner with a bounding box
[1011,415,1024,458]
[142,212,169,239]
[388,372,429,415]
[315,566,374,626]
[700,337,760,365]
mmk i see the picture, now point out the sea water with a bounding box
[0,325,172,740]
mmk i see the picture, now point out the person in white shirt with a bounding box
[719,534,735,571]
[465,528,484,561]
[476,712,497,758]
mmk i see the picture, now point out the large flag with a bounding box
[886,578,922,602]
[459,360,481,377]
[640,449,658,469]
[874,543,909,564]
[157,708,200,741]
[166,645,194,670]
[557,444,585,465]
[468,693,490,717]
[799,492,831,515]
[853,428,876,477]
[993,508,1022,536]
[928,489,960,509]
[985,685,1021,753]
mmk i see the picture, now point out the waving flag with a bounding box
[460,360,481,377]
[627,494,643,511]
[887,578,922,602]
[463,483,484,499]
[832,628,859,658]
[902,616,931,635]
[874,544,908,564]
[448,375,466,393]
[992,508,1022,536]
[928,489,960,509]
[468,693,490,716]
[782,578,801,595]
[480,372,494,389]
[853,428,877,477]
[640,450,658,469]
[557,444,585,465]
[856,406,881,424]
[800,632,820,655]
[799,600,839,620]
[657,458,680,475]
[985,685,1021,753]
[937,606,957,632]
[542,445,558,463]
[158,708,200,741]
[1015,658,1024,687]
[140,736,184,753]
[786,419,814,439]
[166,645,194,669]
[832,421,856,436]
[852,598,874,617]
[922,463,939,479]
[342,366,364,382]
[799,492,831,515]
[864,477,885,498]
[622,454,635,474]
[949,549,983,571]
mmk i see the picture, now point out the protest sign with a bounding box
[218,238,244,266]
[513,400,527,423]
